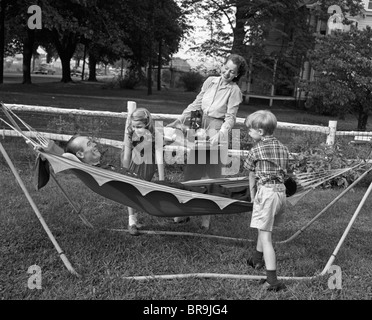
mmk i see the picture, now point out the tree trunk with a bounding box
[52,29,77,83]
[147,59,152,95]
[0,0,6,84]
[88,53,97,81]
[59,53,73,83]
[157,40,162,91]
[357,107,369,131]
[231,0,247,56]
[82,43,87,81]
[22,29,35,84]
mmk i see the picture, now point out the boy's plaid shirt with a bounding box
[243,136,289,185]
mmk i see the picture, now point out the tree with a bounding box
[0,0,7,84]
[179,0,365,94]
[300,27,372,130]
[151,0,187,92]
[122,0,188,94]
[81,0,130,82]
[40,0,96,83]
[1,0,40,84]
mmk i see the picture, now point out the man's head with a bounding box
[245,110,277,141]
[65,135,101,165]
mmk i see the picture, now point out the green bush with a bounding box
[288,139,371,189]
[118,70,142,89]
[46,114,109,139]
[179,72,205,92]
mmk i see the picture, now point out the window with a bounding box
[369,1,372,10]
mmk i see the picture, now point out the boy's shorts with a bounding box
[250,183,287,232]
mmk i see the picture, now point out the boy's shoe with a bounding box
[128,225,140,236]
[200,216,210,230]
[267,282,286,292]
[247,257,265,270]
[259,279,287,292]
[173,217,190,223]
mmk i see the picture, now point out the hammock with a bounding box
[41,151,253,217]
[2,102,370,279]
[0,102,361,213]
[286,166,360,205]
[0,102,253,217]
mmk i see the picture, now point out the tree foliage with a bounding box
[300,27,372,130]
[179,0,364,94]
[1,0,187,86]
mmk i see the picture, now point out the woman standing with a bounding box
[167,53,248,229]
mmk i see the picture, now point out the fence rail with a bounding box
[1,102,372,149]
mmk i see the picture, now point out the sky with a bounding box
[173,15,232,70]
[173,17,212,68]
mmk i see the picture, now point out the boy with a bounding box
[243,110,289,292]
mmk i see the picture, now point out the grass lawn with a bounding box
[0,79,369,131]
[0,139,372,302]
[1,79,372,302]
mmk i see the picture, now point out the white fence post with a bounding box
[326,120,337,145]
[121,101,137,167]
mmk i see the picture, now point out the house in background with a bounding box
[242,1,372,107]
[302,1,372,83]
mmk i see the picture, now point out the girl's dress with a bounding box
[126,131,157,181]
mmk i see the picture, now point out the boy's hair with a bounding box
[127,107,155,136]
[224,54,248,83]
[245,110,277,135]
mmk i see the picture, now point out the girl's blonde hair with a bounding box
[245,110,277,135]
[127,108,155,137]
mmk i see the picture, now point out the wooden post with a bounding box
[155,121,165,181]
[121,101,137,167]
[326,120,337,145]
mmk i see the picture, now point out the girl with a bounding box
[122,108,158,235]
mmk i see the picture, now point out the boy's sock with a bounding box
[266,270,279,285]
[128,214,138,227]
[265,270,286,292]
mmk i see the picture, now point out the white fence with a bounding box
[1,103,372,152]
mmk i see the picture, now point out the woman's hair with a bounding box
[225,54,248,83]
[127,108,155,137]
[245,110,277,135]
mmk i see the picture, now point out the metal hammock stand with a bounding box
[1,102,371,281]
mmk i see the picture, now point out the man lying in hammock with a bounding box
[65,135,124,173]
[56,134,249,223]
[62,134,251,199]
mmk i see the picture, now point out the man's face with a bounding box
[74,136,101,165]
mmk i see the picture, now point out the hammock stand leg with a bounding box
[278,166,372,244]
[49,172,94,229]
[320,180,372,275]
[0,142,80,277]
[114,166,372,245]
[124,172,372,282]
